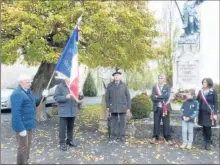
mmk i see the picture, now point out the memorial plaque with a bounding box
[177,60,199,86]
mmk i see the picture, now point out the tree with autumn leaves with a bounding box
[2,0,166,96]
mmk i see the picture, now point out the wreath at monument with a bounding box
[171,88,186,104]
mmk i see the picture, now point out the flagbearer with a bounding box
[54,77,78,151]
[10,74,49,164]
[105,71,131,142]
[150,74,174,145]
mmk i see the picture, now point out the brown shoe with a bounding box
[167,140,174,145]
[180,143,187,149]
[150,138,159,144]
[186,144,192,149]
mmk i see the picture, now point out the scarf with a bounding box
[155,84,170,117]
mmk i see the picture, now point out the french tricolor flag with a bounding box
[55,26,80,101]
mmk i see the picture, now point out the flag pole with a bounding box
[38,15,83,105]
[174,0,184,23]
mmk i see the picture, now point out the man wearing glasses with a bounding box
[10,74,48,164]
[150,74,174,145]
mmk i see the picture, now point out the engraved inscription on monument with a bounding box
[177,60,199,85]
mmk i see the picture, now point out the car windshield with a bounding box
[6,82,19,89]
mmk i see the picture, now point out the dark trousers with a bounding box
[153,107,171,141]
[203,126,212,143]
[59,117,75,145]
[16,130,32,164]
[111,113,126,137]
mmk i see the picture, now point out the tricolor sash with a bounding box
[155,84,169,117]
[199,89,215,125]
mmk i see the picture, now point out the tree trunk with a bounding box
[31,62,57,96]
[31,62,57,121]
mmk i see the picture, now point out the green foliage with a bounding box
[83,72,97,97]
[213,84,220,112]
[2,1,158,71]
[214,83,220,94]
[131,94,153,119]
[126,67,156,90]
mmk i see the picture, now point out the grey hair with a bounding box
[18,74,33,82]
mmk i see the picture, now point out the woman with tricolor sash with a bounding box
[197,78,218,150]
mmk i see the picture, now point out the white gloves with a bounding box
[42,89,49,97]
[19,130,27,137]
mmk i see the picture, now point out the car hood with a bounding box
[1,88,14,99]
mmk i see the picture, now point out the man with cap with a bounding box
[105,70,131,142]
[54,77,78,151]
[10,74,49,164]
[150,74,174,145]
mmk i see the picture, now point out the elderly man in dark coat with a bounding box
[54,77,78,151]
[105,71,131,142]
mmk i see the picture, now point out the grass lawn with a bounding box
[75,105,101,132]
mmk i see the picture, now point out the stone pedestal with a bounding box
[98,95,108,133]
[173,2,219,91]
[100,94,107,120]
[171,102,182,111]
[173,43,201,92]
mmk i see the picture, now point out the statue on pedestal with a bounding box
[175,0,205,44]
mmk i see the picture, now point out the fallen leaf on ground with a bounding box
[155,154,160,160]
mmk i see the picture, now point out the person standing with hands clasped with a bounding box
[105,70,131,142]
[180,89,199,150]
[54,77,78,151]
[197,78,218,150]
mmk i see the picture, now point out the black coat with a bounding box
[151,84,172,112]
[105,81,131,113]
[197,88,218,126]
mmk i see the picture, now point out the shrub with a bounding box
[214,83,220,94]
[83,72,97,97]
[213,84,220,112]
[131,94,153,119]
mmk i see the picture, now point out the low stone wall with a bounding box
[127,119,219,146]
[99,111,220,146]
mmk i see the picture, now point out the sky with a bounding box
[148,1,220,84]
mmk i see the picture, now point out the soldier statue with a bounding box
[182,0,204,37]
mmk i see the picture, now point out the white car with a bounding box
[1,82,58,111]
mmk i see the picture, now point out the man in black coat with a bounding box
[150,74,174,145]
[105,71,131,142]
